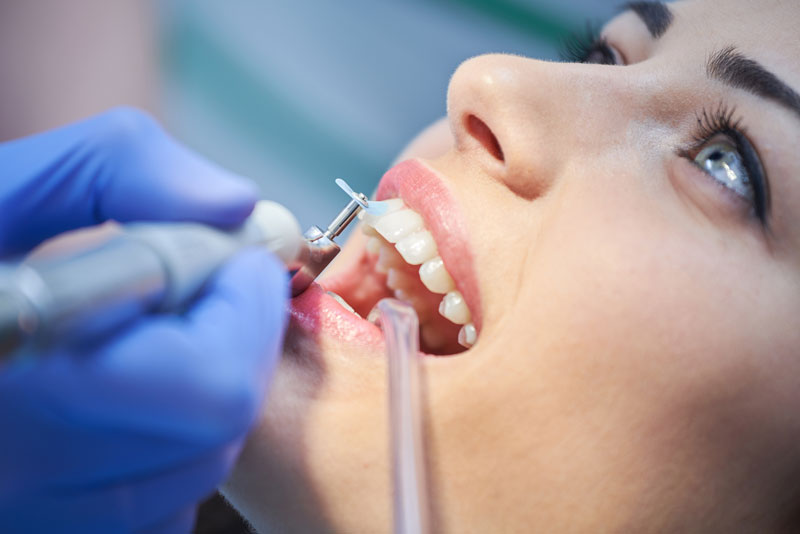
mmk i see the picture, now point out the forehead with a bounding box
[606,0,800,92]
[677,0,799,52]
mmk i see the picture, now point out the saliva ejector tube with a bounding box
[377,298,431,534]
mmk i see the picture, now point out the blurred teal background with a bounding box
[158,0,617,228]
[0,0,618,229]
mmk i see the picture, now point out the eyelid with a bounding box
[714,128,768,223]
[675,157,753,225]
[731,129,770,223]
[603,36,628,65]
[679,125,769,225]
[685,132,734,155]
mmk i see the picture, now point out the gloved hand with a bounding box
[0,108,288,534]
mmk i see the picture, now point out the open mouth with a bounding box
[310,159,481,356]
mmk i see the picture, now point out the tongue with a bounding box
[322,252,394,318]
[384,260,464,355]
[324,247,466,355]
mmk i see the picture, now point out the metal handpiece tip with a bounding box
[334,177,396,217]
[325,179,374,239]
[289,179,373,297]
[335,178,370,211]
[324,199,362,239]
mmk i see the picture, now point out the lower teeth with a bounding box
[458,323,477,348]
[327,290,359,316]
[438,290,471,325]
[358,200,481,352]
[366,305,381,325]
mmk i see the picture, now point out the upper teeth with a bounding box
[395,230,437,265]
[418,257,455,294]
[361,200,477,349]
[373,209,424,243]
[457,323,477,348]
[438,290,471,325]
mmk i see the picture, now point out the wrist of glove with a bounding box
[0,108,288,533]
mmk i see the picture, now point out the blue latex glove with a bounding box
[0,108,288,534]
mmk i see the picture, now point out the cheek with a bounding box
[503,189,800,453]
[525,202,751,395]
[427,195,800,523]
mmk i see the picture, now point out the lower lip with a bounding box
[289,283,384,347]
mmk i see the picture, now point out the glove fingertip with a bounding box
[155,141,261,228]
[196,248,289,342]
[216,247,289,296]
[89,108,261,228]
[183,250,289,430]
[202,176,260,227]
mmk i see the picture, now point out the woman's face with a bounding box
[226,1,800,531]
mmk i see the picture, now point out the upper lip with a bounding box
[375,159,482,330]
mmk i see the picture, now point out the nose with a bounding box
[446,54,627,199]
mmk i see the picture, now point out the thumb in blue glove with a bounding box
[0,108,289,534]
[0,107,258,253]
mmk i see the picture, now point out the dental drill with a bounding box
[0,178,433,532]
[0,180,379,360]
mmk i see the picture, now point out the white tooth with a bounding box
[376,243,404,273]
[380,198,405,211]
[418,256,455,294]
[360,198,404,229]
[375,260,389,274]
[360,211,380,229]
[326,290,357,315]
[458,323,477,348]
[386,268,415,290]
[365,236,382,254]
[374,209,424,243]
[438,290,471,325]
[393,288,412,302]
[361,223,379,237]
[367,305,381,324]
[393,289,433,321]
[395,230,437,265]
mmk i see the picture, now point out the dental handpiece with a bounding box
[0,185,370,360]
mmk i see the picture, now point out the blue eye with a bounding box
[694,141,754,203]
[680,104,770,224]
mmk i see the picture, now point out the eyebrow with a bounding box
[623,1,674,39]
[707,47,800,121]
[618,4,800,122]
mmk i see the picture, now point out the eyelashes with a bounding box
[559,24,617,65]
[560,24,771,227]
[682,104,770,224]
[690,104,741,145]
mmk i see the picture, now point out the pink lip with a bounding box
[288,158,482,350]
[289,282,385,347]
[376,159,482,330]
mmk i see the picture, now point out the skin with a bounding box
[225,1,800,531]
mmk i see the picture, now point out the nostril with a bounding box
[466,114,504,162]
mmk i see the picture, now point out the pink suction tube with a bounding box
[377,298,431,534]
